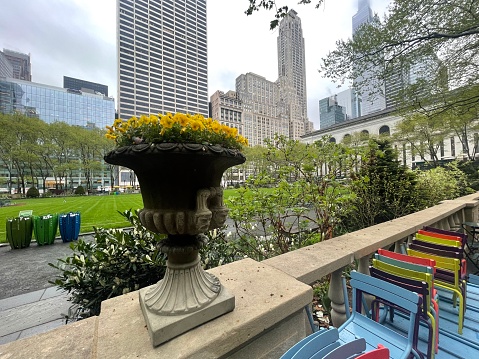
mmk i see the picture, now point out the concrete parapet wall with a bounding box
[1,192,478,358]
[0,258,312,358]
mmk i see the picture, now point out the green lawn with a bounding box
[0,189,241,243]
[0,194,144,243]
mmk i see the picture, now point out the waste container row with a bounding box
[5,212,81,250]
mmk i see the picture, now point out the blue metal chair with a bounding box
[338,271,423,359]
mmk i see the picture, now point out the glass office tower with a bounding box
[0,77,115,129]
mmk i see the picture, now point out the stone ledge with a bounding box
[0,317,98,359]
[96,258,312,358]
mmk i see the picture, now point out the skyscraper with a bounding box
[210,90,243,136]
[2,49,32,81]
[352,0,386,116]
[319,95,346,130]
[236,72,287,146]
[335,88,360,120]
[0,51,13,78]
[276,10,313,140]
[117,0,208,119]
[352,0,373,33]
[64,76,109,96]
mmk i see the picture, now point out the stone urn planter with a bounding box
[104,142,245,346]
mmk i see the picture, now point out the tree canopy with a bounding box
[245,0,479,115]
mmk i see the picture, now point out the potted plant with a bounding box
[104,113,247,345]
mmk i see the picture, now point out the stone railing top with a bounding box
[264,192,479,285]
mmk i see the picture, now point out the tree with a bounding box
[246,0,479,115]
[347,139,420,229]
[393,112,448,167]
[245,0,324,29]
[227,135,356,260]
[324,0,478,114]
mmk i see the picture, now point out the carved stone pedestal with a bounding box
[140,284,235,346]
[139,234,235,346]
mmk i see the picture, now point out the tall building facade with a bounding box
[352,0,373,32]
[64,76,109,96]
[352,0,386,116]
[335,88,360,120]
[0,51,14,78]
[210,90,243,135]
[2,49,32,81]
[0,77,115,129]
[276,10,313,140]
[385,53,448,109]
[236,72,288,147]
[117,0,208,119]
[319,95,346,129]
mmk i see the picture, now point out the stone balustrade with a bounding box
[1,192,478,359]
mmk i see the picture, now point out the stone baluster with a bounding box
[394,237,406,253]
[329,268,347,327]
[358,255,373,312]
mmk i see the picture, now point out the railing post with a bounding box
[358,255,373,312]
[329,267,347,328]
[394,237,406,253]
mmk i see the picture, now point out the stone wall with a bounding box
[1,193,478,358]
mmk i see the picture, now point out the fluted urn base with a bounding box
[139,234,235,346]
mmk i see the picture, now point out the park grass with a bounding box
[0,194,144,243]
[0,189,244,244]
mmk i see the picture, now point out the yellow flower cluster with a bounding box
[106,112,248,150]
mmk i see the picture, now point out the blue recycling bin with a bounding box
[59,212,81,242]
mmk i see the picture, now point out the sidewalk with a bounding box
[0,287,70,345]
[0,236,93,345]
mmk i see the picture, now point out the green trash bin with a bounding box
[33,214,58,246]
[6,216,33,249]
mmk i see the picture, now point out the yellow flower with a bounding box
[211,121,221,133]
[160,116,174,129]
[174,113,190,127]
[190,120,202,131]
[137,115,149,126]
[149,114,159,124]
[106,112,247,149]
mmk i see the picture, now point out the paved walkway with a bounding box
[0,236,93,345]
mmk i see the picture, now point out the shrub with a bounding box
[200,228,239,269]
[49,210,166,320]
[74,185,86,195]
[347,139,420,229]
[416,161,474,207]
[26,186,40,198]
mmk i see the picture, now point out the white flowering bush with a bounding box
[49,210,166,320]
[199,228,239,270]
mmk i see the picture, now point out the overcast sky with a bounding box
[0,0,390,129]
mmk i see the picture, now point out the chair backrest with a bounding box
[406,248,460,286]
[423,226,467,242]
[370,266,430,317]
[377,248,436,272]
[409,241,462,259]
[348,270,421,317]
[374,253,434,277]
[418,229,464,245]
[356,344,390,359]
[371,259,432,312]
[322,338,366,359]
[415,233,462,249]
[280,328,340,359]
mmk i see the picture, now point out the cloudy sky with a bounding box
[0,0,390,129]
